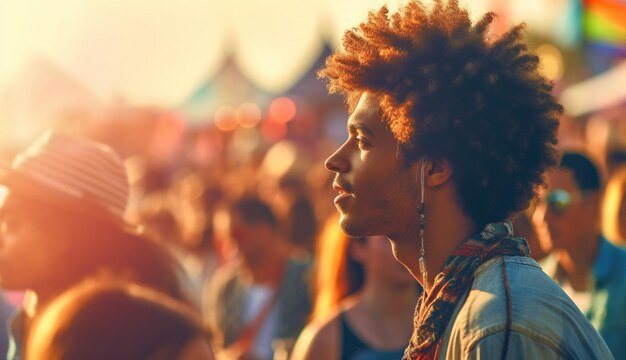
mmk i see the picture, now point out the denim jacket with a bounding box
[542,236,626,359]
[439,256,613,359]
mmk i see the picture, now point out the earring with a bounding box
[417,160,429,290]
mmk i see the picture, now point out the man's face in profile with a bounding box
[325,92,418,239]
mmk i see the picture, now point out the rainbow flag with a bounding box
[584,0,626,54]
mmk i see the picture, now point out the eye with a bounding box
[355,134,369,149]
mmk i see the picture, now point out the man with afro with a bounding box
[319,0,612,358]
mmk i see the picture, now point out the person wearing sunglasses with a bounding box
[534,151,626,357]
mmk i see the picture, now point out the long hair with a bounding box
[310,214,364,322]
[25,279,208,360]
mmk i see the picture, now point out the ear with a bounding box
[424,158,453,187]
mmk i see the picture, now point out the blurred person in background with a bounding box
[320,0,612,358]
[534,151,626,357]
[291,215,418,360]
[277,176,317,259]
[602,165,626,246]
[136,176,221,309]
[0,131,188,360]
[203,196,311,360]
[25,279,213,360]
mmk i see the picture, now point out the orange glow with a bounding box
[261,140,298,178]
[311,214,352,321]
[237,103,262,128]
[260,120,286,142]
[214,106,238,131]
[536,44,564,81]
[268,97,296,124]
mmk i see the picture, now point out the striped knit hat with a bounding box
[0,131,130,222]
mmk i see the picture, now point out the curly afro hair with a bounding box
[319,0,561,228]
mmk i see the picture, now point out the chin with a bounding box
[339,213,374,238]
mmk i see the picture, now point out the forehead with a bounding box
[348,93,388,132]
[547,169,580,192]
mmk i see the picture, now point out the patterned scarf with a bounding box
[402,221,530,360]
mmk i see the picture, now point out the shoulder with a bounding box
[461,331,564,359]
[280,258,313,295]
[202,261,243,304]
[591,238,626,300]
[602,237,626,267]
[445,256,612,358]
[290,310,342,360]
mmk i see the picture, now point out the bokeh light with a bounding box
[214,106,238,131]
[262,140,298,178]
[268,97,296,124]
[237,103,262,128]
[536,43,564,82]
[260,120,287,142]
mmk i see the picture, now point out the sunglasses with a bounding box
[544,189,592,215]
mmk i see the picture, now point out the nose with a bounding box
[325,141,350,173]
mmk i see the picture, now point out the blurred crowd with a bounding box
[0,105,625,359]
[0,0,625,359]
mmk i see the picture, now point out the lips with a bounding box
[332,181,354,205]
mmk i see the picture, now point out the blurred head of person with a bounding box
[0,131,185,305]
[25,279,213,360]
[279,176,318,257]
[533,152,602,253]
[137,191,182,248]
[602,165,626,244]
[311,214,415,322]
[226,196,287,270]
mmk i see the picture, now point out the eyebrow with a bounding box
[347,123,374,137]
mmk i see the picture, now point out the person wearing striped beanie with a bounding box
[0,131,190,360]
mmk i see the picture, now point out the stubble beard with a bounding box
[338,209,389,239]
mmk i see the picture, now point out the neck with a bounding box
[360,279,419,319]
[391,184,475,293]
[556,232,599,291]
[351,282,416,349]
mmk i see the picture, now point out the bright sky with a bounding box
[0,0,569,107]
[0,0,500,107]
